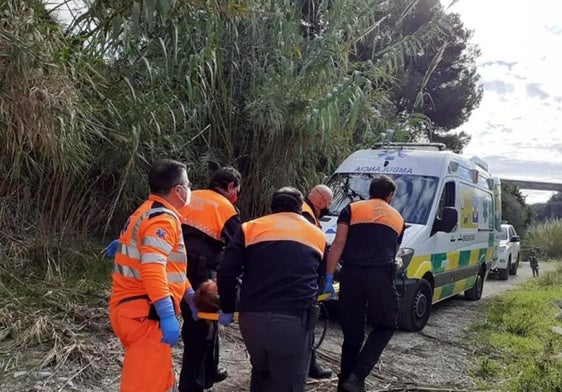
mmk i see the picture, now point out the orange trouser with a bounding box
[109,299,178,392]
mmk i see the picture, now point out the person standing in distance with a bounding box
[217,187,327,392]
[301,184,334,380]
[109,159,196,392]
[326,175,405,392]
[178,167,242,392]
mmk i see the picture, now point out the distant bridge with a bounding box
[500,179,562,192]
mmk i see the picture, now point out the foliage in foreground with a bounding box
[471,265,562,392]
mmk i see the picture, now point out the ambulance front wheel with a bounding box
[398,279,432,332]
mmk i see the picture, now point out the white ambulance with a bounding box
[321,142,502,331]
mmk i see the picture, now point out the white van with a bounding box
[321,143,502,331]
[489,223,520,280]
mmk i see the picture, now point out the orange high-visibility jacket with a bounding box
[180,189,239,243]
[301,200,319,227]
[219,212,327,314]
[339,198,404,268]
[109,195,191,313]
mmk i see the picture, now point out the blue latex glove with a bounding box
[105,239,119,258]
[183,288,199,321]
[153,297,180,346]
[218,310,234,326]
[324,274,336,300]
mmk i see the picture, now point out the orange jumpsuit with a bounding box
[109,195,191,392]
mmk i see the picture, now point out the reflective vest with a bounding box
[109,195,189,313]
[218,212,326,313]
[301,201,319,227]
[180,190,238,243]
[341,198,404,267]
[243,212,326,255]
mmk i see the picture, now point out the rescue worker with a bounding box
[530,248,540,277]
[109,159,196,392]
[302,184,334,380]
[217,187,327,392]
[326,175,405,392]
[302,184,333,228]
[178,167,242,392]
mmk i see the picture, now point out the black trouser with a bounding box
[338,267,399,380]
[239,311,313,392]
[309,346,319,371]
[178,302,219,392]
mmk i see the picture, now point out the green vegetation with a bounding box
[0,0,482,277]
[471,265,562,391]
[533,192,562,223]
[523,219,562,261]
[501,182,534,238]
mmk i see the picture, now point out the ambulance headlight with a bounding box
[395,248,414,274]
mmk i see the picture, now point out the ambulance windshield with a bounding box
[327,173,439,225]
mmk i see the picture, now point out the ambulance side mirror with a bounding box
[434,207,458,233]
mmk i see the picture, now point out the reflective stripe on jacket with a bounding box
[110,194,190,313]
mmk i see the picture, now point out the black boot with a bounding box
[308,351,332,379]
[337,373,348,392]
[204,367,228,389]
[342,373,365,392]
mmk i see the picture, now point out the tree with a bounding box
[501,183,533,237]
[71,0,448,221]
[532,192,562,222]
[0,0,110,274]
[366,0,482,151]
[2,0,487,276]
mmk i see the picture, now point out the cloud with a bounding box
[477,155,562,182]
[444,0,562,203]
[526,83,549,100]
[484,121,512,134]
[545,25,562,36]
[483,80,514,95]
[481,60,517,71]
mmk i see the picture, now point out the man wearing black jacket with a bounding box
[218,187,327,392]
[178,167,242,392]
[327,175,405,392]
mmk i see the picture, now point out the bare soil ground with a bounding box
[1,261,556,392]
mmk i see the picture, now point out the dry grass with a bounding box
[0,277,115,390]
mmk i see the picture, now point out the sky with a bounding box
[444,0,562,204]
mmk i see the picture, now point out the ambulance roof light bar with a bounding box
[372,142,447,151]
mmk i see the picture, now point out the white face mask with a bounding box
[183,186,191,206]
[176,171,191,207]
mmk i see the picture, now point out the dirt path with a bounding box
[1,262,556,392]
[217,261,555,392]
